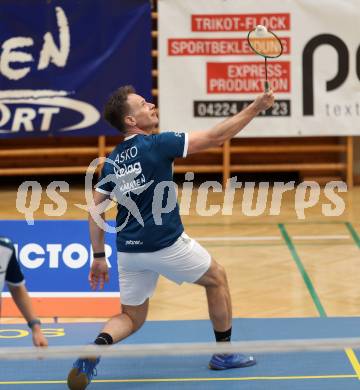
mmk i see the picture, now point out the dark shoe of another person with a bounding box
[208,353,256,370]
[67,357,100,390]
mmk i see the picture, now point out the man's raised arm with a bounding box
[187,91,274,155]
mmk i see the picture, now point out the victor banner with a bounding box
[0,0,152,138]
[158,0,360,137]
[0,220,118,295]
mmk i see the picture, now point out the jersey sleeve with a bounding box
[5,247,25,286]
[95,163,115,195]
[153,132,188,160]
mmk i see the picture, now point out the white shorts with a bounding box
[117,232,211,306]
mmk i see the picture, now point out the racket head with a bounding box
[247,28,283,58]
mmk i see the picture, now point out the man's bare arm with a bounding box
[8,284,48,346]
[187,91,274,154]
[89,190,111,252]
[88,190,112,289]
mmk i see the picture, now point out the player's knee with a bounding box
[125,313,146,335]
[122,304,148,334]
[131,317,146,333]
[214,263,227,286]
[206,262,227,288]
[196,260,227,288]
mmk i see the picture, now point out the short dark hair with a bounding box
[104,85,136,133]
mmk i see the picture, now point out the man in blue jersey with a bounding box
[68,85,274,389]
[0,237,48,347]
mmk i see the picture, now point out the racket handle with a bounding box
[264,80,270,93]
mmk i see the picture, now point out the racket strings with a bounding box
[247,32,283,58]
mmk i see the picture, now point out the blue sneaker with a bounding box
[67,357,100,390]
[208,353,256,370]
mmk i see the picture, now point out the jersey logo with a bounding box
[95,159,154,230]
[125,240,143,246]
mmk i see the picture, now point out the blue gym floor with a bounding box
[1,317,360,389]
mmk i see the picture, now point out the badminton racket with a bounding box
[247,25,283,92]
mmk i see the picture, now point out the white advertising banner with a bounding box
[158,0,360,137]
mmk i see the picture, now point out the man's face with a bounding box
[126,93,158,131]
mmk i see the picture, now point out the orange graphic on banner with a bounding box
[248,37,283,57]
[168,38,290,56]
[192,13,290,32]
[2,297,120,317]
[207,61,290,93]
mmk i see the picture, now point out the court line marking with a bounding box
[186,221,348,227]
[0,374,357,385]
[279,224,360,381]
[344,222,360,379]
[196,236,281,241]
[205,242,354,248]
[345,222,360,248]
[345,349,360,380]
[279,224,327,316]
[292,235,349,240]
[195,235,349,242]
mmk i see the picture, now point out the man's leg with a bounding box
[195,259,232,332]
[67,300,149,390]
[96,299,149,344]
[195,259,256,370]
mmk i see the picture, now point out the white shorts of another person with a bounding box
[117,232,211,306]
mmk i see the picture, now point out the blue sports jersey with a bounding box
[96,132,188,252]
[0,237,25,292]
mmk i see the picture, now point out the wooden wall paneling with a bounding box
[347,136,354,188]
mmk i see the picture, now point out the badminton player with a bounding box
[68,86,274,389]
[0,237,48,347]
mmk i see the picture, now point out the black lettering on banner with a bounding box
[194,100,291,118]
[302,34,349,116]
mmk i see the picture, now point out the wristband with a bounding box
[28,319,41,329]
[93,252,106,259]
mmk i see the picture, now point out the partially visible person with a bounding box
[0,236,48,347]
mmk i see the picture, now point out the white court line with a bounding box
[292,235,350,240]
[195,235,350,242]
[195,236,281,241]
